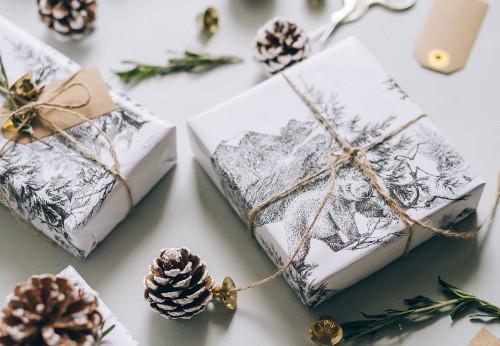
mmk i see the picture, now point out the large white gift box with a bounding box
[188,37,484,307]
[0,16,177,259]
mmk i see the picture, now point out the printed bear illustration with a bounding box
[283,165,394,262]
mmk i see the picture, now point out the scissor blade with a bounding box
[320,0,358,43]
[331,0,358,23]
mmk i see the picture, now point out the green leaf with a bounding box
[101,324,116,339]
[0,55,9,89]
[449,301,474,320]
[439,277,475,300]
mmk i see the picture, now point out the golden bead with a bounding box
[308,316,343,346]
[212,276,237,310]
[197,7,219,35]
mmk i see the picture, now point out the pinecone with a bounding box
[0,274,103,346]
[37,0,97,41]
[254,17,311,75]
[144,248,214,320]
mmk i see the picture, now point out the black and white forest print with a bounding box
[212,79,475,306]
[0,35,150,258]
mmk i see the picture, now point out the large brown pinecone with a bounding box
[0,274,103,346]
[37,0,97,41]
[254,17,311,75]
[144,248,214,320]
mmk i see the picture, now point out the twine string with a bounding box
[234,73,498,293]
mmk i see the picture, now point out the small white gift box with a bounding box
[0,16,177,259]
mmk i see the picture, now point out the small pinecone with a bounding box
[37,0,97,41]
[254,17,311,75]
[0,274,103,346]
[144,248,213,320]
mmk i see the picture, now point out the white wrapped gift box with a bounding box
[0,16,177,259]
[188,37,484,307]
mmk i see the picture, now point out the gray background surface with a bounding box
[0,1,498,345]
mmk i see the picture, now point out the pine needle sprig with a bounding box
[115,51,243,84]
[342,277,500,342]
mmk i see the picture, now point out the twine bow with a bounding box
[0,70,133,234]
[235,73,495,293]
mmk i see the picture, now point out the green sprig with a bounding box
[97,320,116,344]
[115,51,243,84]
[341,277,500,342]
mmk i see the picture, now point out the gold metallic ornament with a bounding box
[308,316,343,346]
[11,72,40,100]
[1,118,15,132]
[1,72,41,135]
[197,7,219,35]
[212,276,237,310]
[2,72,40,110]
[427,48,451,71]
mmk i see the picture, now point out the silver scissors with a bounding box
[319,0,358,44]
[343,0,417,23]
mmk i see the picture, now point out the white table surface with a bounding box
[0,1,498,345]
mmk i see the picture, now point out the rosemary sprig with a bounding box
[97,320,116,344]
[342,277,500,342]
[115,50,243,84]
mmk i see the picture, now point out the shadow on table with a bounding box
[147,303,235,346]
[85,167,176,285]
[313,213,484,345]
[228,0,276,28]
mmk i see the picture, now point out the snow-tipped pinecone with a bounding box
[37,0,97,41]
[254,17,311,76]
[144,248,214,320]
[0,274,103,346]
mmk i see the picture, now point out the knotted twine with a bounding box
[234,73,499,293]
[0,71,133,235]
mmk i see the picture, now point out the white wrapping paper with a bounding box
[188,37,484,307]
[59,266,138,345]
[0,17,177,259]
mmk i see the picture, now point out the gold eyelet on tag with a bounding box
[427,48,451,71]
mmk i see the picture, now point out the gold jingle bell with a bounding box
[212,276,237,310]
[2,72,41,134]
[308,316,343,346]
[197,7,219,35]
[11,72,40,101]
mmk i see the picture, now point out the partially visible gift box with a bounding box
[59,266,139,345]
[187,37,484,308]
[0,16,177,259]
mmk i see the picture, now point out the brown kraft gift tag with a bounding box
[469,328,500,346]
[1,69,115,143]
[414,0,488,74]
